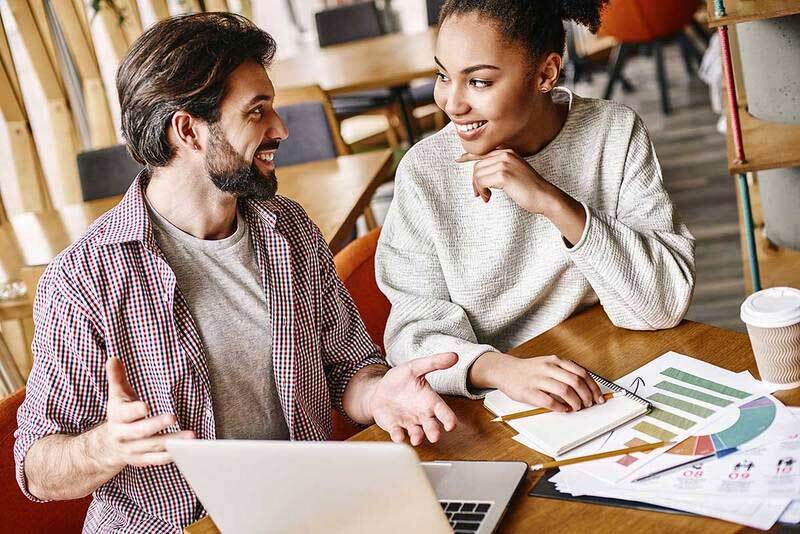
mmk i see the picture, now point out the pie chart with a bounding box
[668,396,777,456]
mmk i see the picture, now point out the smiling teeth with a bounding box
[456,121,487,132]
[256,153,274,162]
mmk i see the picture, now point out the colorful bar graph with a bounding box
[660,368,750,399]
[648,408,696,430]
[654,381,733,407]
[649,393,715,418]
[633,421,677,441]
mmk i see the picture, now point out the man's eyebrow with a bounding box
[244,94,273,108]
[434,56,499,75]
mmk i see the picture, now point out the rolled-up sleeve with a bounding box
[565,116,696,330]
[314,226,385,413]
[14,270,105,502]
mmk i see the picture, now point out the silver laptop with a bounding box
[167,440,527,534]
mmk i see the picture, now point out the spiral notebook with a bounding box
[483,371,651,457]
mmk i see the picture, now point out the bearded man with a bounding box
[14,13,458,533]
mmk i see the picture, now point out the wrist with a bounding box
[468,352,514,389]
[356,364,389,424]
[542,188,576,220]
[85,423,123,474]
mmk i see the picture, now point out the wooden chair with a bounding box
[275,85,384,230]
[598,0,705,114]
[76,145,143,201]
[331,227,391,440]
[0,388,92,532]
[314,1,394,117]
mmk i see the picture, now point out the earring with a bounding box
[540,86,551,94]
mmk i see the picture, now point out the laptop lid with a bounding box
[167,440,452,534]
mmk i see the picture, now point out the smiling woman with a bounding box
[375,0,697,412]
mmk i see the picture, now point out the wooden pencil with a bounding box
[529,441,673,471]
[492,392,620,422]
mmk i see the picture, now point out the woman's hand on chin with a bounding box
[456,148,562,213]
[456,148,587,245]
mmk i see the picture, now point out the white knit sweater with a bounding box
[375,88,696,399]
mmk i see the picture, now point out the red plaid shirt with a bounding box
[14,174,385,532]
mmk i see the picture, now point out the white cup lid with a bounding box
[740,286,800,328]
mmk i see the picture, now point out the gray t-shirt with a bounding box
[146,199,289,440]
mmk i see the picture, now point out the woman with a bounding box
[376,0,696,413]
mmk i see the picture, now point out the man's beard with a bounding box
[205,122,278,200]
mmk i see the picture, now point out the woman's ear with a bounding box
[536,52,563,94]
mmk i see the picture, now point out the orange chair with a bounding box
[330,227,391,440]
[1,388,91,533]
[598,0,706,114]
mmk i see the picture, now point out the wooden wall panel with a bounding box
[204,0,231,11]
[137,0,170,29]
[51,0,116,149]
[0,61,51,215]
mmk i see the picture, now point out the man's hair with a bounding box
[117,13,277,167]
[439,0,608,62]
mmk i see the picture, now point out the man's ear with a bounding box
[170,111,202,152]
[534,52,563,93]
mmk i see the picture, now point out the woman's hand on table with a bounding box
[468,352,604,412]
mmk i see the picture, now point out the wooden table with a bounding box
[272,29,438,143]
[187,305,797,533]
[271,29,437,96]
[352,306,798,533]
[2,149,393,272]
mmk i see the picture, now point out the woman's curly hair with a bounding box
[438,0,609,61]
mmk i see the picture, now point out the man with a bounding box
[15,13,458,532]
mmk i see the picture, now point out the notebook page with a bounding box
[484,389,648,456]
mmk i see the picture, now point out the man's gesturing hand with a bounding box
[368,353,459,446]
[95,357,194,471]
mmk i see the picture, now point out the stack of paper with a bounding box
[510,352,800,530]
[484,386,649,456]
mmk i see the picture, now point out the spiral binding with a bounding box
[588,370,652,409]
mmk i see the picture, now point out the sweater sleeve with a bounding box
[376,161,496,399]
[565,115,696,330]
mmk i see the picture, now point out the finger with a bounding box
[388,426,406,443]
[536,377,583,412]
[108,400,150,424]
[547,366,595,408]
[516,388,570,413]
[560,360,604,403]
[433,400,457,432]
[456,152,485,163]
[406,425,425,446]
[421,418,442,443]
[456,148,511,163]
[120,413,176,441]
[129,452,173,467]
[106,357,138,402]
[129,430,196,454]
[408,352,459,377]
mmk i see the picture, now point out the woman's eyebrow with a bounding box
[434,56,499,75]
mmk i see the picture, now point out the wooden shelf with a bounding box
[725,100,800,174]
[736,177,800,293]
[707,0,800,28]
[722,21,800,172]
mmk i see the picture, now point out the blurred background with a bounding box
[1,0,799,395]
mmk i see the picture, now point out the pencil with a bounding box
[631,446,740,483]
[492,392,621,422]
[529,441,673,471]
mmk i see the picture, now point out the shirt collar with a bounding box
[101,170,282,249]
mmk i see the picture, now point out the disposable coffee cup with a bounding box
[740,287,800,390]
